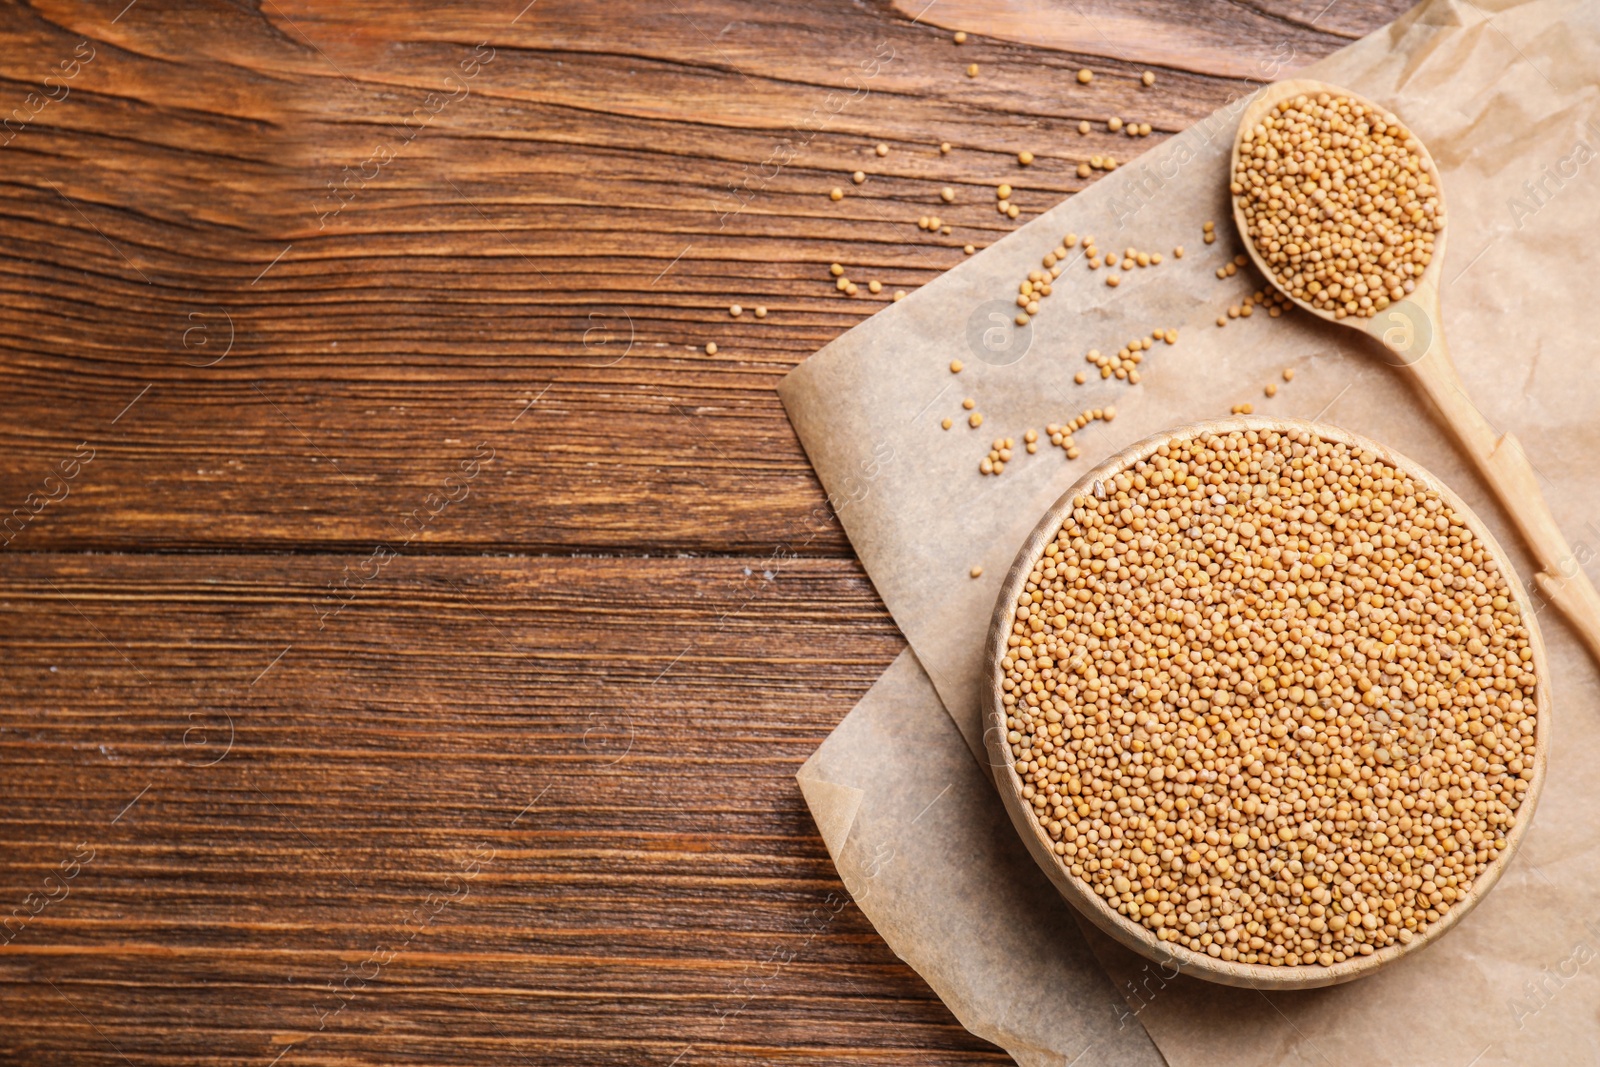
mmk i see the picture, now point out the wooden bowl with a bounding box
[983,417,1551,989]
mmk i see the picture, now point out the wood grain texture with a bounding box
[0,0,1420,1062]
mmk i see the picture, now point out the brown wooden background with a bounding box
[0,1,1418,1062]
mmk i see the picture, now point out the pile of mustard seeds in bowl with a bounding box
[1231,91,1444,319]
[989,422,1545,981]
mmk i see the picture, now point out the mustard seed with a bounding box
[1002,427,1537,966]
[963,398,976,410]
[950,359,964,373]
[954,31,967,44]
[704,343,717,355]
[1106,274,1121,287]
[1234,92,1443,319]
[965,244,976,255]
[1284,367,1296,382]
[942,417,953,430]
[1018,151,1034,165]
[754,306,767,318]
[876,142,889,156]
[1078,120,1091,135]
[869,280,882,294]
[940,141,952,154]
[1108,117,1123,132]
[1265,382,1278,397]
[970,564,983,578]
[941,186,957,203]
[894,290,907,301]
[852,170,866,184]
[830,188,844,201]
[729,304,742,317]
[969,411,983,427]
[1077,69,1093,84]
[830,263,845,277]
[966,63,979,78]
[1142,71,1155,86]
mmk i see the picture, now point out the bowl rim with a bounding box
[982,416,1552,990]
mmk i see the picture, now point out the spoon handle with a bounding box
[1403,341,1600,664]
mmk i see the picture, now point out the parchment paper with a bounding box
[786,0,1600,1063]
[797,648,1164,1066]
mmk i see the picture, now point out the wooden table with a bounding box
[0,1,1417,1062]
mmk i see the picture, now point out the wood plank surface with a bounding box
[0,0,1420,1062]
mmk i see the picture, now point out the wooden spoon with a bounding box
[1231,79,1600,665]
